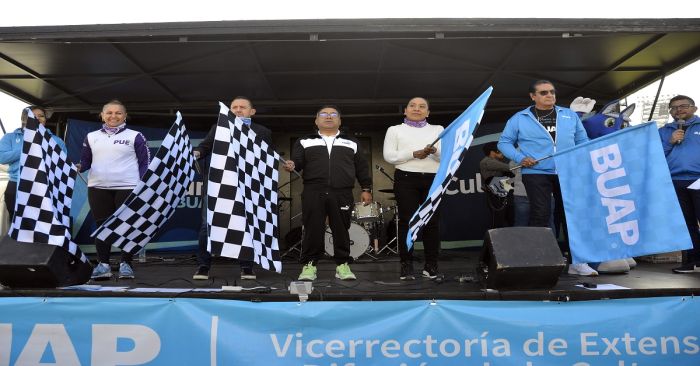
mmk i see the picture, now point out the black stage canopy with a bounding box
[1,18,699,130]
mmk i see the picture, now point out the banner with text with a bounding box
[1,296,698,365]
[553,122,692,263]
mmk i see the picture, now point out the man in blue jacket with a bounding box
[659,95,700,273]
[0,106,67,219]
[498,80,597,276]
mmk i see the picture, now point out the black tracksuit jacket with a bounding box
[290,131,372,191]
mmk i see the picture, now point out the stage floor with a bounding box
[1,248,699,302]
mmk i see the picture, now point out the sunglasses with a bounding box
[535,90,556,96]
[318,112,339,118]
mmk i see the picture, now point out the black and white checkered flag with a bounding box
[93,112,196,254]
[207,102,282,272]
[407,148,470,245]
[9,109,88,263]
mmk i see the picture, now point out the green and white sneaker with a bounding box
[335,263,356,280]
[298,263,317,281]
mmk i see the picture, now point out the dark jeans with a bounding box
[673,180,700,264]
[513,195,529,227]
[485,191,514,229]
[4,180,16,220]
[88,187,133,264]
[394,169,440,264]
[522,174,568,257]
[196,194,212,268]
[300,189,354,265]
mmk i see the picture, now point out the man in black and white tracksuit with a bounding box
[283,106,372,281]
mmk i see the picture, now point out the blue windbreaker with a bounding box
[658,115,700,180]
[498,105,589,174]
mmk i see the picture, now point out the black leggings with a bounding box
[394,170,441,264]
[4,180,16,220]
[88,187,133,264]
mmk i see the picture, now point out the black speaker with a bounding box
[0,236,92,288]
[479,227,566,290]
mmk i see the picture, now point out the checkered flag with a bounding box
[92,112,196,254]
[207,102,281,272]
[8,109,88,263]
[407,148,470,245]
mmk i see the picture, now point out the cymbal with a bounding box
[278,197,292,201]
[378,188,394,193]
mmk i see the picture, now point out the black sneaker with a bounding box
[422,263,441,279]
[241,266,256,280]
[672,263,699,274]
[400,261,415,280]
[193,266,210,280]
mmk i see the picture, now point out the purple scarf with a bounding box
[102,122,126,135]
[403,118,427,128]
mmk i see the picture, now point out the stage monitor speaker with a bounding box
[0,236,92,288]
[479,227,566,290]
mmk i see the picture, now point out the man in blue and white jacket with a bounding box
[0,106,67,218]
[659,95,700,274]
[498,80,596,276]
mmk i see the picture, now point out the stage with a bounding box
[1,248,698,302]
[2,248,700,365]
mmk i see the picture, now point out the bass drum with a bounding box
[324,222,370,259]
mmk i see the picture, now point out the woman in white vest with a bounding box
[79,100,150,280]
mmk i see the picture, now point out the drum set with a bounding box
[279,165,400,261]
[323,189,398,260]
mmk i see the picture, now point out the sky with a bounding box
[626,61,700,125]
[0,0,698,131]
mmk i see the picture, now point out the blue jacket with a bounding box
[658,115,700,180]
[0,127,68,182]
[498,105,589,175]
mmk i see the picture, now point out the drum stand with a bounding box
[374,166,399,256]
[359,222,379,260]
[281,212,303,260]
[376,205,399,255]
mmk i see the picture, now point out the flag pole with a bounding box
[280,157,303,180]
[76,171,88,185]
[509,154,554,171]
[426,135,441,149]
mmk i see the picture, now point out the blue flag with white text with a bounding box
[553,122,692,263]
[406,87,492,248]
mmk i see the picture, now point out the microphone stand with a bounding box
[376,165,394,183]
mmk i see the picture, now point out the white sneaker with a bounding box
[625,257,637,269]
[596,259,630,274]
[568,263,599,276]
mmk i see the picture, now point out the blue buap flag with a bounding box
[406,87,492,248]
[553,122,692,263]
